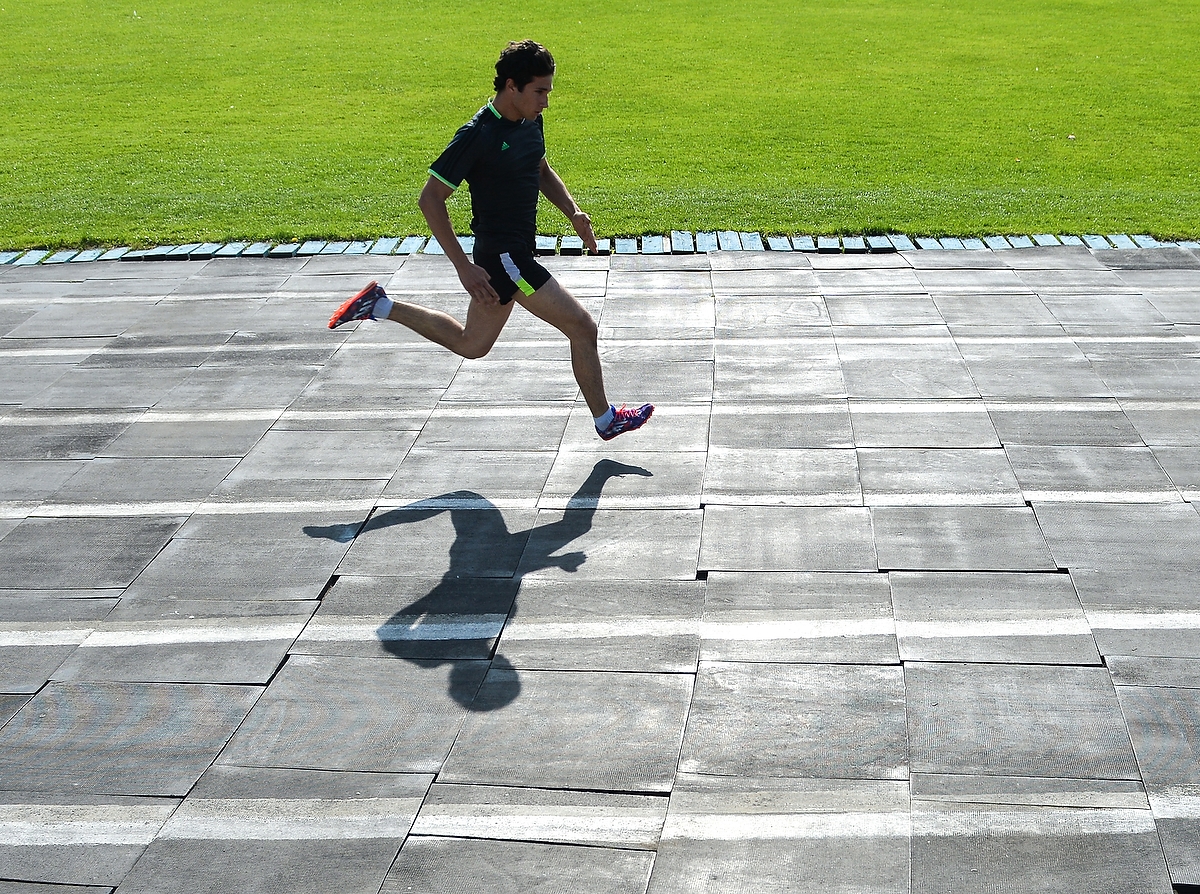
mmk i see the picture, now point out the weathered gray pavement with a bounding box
[1,245,1199,892]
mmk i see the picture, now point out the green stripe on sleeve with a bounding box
[428,169,458,190]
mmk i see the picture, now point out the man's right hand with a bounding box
[457,261,502,305]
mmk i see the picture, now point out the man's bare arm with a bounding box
[539,159,598,254]
[418,176,501,304]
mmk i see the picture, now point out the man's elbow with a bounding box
[418,184,438,213]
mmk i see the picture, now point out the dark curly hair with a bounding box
[493,40,555,92]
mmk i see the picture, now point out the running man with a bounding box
[329,40,653,441]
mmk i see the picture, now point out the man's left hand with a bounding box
[571,211,598,255]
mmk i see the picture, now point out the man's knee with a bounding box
[577,312,598,346]
[459,341,493,360]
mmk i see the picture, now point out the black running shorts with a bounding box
[474,248,552,305]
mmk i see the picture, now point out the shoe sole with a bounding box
[328,281,380,329]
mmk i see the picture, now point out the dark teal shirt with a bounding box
[428,101,546,254]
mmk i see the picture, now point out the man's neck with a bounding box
[491,93,523,122]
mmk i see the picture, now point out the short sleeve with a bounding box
[428,116,488,190]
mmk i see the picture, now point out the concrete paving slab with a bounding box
[1092,357,1200,399]
[384,836,655,894]
[0,681,259,795]
[121,297,267,337]
[412,404,569,451]
[118,766,424,894]
[708,402,853,448]
[813,267,924,293]
[915,268,1030,292]
[890,571,1099,664]
[1006,444,1179,502]
[558,404,708,452]
[1121,398,1200,446]
[99,413,277,458]
[0,459,87,506]
[0,516,184,589]
[836,332,978,399]
[1151,790,1200,886]
[122,535,348,601]
[339,503,537,578]
[702,446,860,505]
[649,776,910,894]
[52,599,316,684]
[75,333,227,369]
[493,578,701,673]
[42,456,239,508]
[849,399,999,447]
[5,300,157,339]
[0,694,29,726]
[709,268,819,296]
[221,654,483,771]
[958,342,1112,400]
[911,798,1170,894]
[1034,502,1200,571]
[518,508,702,580]
[680,661,906,778]
[0,792,176,887]
[1116,685,1200,785]
[906,662,1139,778]
[539,451,703,509]
[858,447,1023,506]
[0,362,70,405]
[701,571,897,663]
[441,359,579,403]
[715,295,830,333]
[409,782,666,849]
[293,574,517,660]
[440,667,692,791]
[201,474,386,513]
[699,505,877,571]
[0,597,117,693]
[932,292,1060,326]
[716,350,845,402]
[155,364,318,410]
[234,429,411,481]
[603,270,712,297]
[1041,292,1171,328]
[710,249,812,269]
[1150,445,1200,500]
[986,398,1143,446]
[600,359,714,404]
[384,447,555,508]
[826,293,944,326]
[26,366,192,409]
[873,506,1056,571]
[1108,657,1200,689]
[1140,290,1200,324]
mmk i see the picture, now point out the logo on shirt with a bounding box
[501,142,510,151]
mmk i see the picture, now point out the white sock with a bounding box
[594,405,615,430]
[373,294,393,320]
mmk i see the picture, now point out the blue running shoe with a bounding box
[329,280,386,329]
[597,403,654,440]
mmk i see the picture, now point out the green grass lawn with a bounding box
[2,0,1198,248]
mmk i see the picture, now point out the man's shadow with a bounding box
[305,459,651,711]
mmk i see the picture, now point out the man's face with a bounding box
[510,74,553,120]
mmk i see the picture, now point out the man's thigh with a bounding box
[461,292,517,355]
[514,277,596,341]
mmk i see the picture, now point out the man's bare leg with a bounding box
[513,277,608,416]
[384,295,514,360]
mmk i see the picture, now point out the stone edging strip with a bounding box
[2,232,1199,266]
